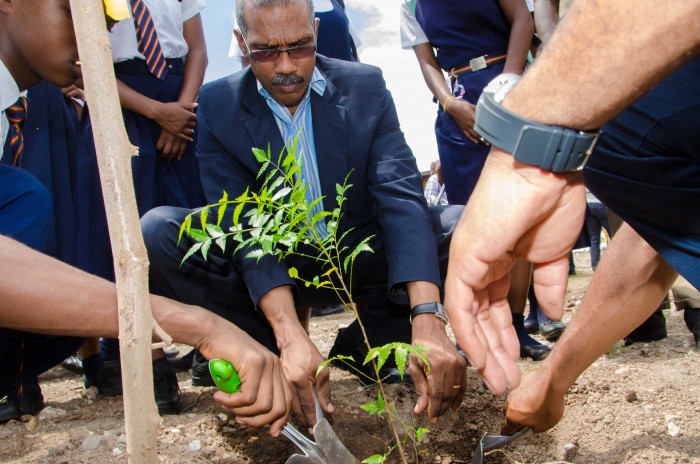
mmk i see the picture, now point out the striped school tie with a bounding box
[5,96,28,167]
[130,0,167,80]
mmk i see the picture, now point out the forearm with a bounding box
[178,15,207,104]
[503,0,700,130]
[259,285,306,349]
[533,0,559,44]
[539,224,678,397]
[499,0,535,74]
[116,78,160,120]
[0,235,215,345]
[407,281,441,307]
[412,43,452,107]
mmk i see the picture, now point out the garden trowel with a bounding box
[209,359,358,464]
[470,426,530,464]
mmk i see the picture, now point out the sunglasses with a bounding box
[244,38,317,63]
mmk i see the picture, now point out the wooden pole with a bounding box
[69,1,161,462]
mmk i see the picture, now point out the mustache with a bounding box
[271,74,304,86]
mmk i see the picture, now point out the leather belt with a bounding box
[449,53,507,78]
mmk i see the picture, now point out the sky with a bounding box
[199,1,439,172]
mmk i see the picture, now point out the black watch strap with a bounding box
[475,92,599,173]
[410,302,448,325]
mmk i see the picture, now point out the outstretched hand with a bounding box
[444,148,586,394]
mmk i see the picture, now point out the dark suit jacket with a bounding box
[196,55,440,306]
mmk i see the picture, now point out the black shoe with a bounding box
[190,352,216,387]
[520,344,551,361]
[0,385,45,423]
[153,358,181,415]
[60,355,84,375]
[328,323,411,386]
[625,310,667,345]
[311,305,345,317]
[684,308,700,350]
[523,320,539,334]
[88,360,123,396]
[168,349,195,372]
[539,321,566,342]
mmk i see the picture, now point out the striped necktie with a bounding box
[5,96,28,166]
[130,0,168,80]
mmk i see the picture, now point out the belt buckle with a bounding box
[469,56,487,72]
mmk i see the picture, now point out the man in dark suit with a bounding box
[142,0,467,430]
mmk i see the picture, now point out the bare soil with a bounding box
[1,252,699,464]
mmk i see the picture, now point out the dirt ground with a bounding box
[1,251,698,464]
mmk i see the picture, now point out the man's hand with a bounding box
[278,328,334,431]
[501,371,565,434]
[196,318,292,437]
[259,286,333,432]
[409,314,467,422]
[444,148,586,394]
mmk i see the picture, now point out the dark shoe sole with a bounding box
[520,345,551,361]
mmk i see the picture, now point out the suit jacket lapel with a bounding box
[312,71,347,213]
[241,71,286,165]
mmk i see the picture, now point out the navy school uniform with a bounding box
[414,0,512,205]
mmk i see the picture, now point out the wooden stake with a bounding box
[69,1,161,462]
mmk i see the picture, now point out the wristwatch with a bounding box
[410,302,448,325]
[474,73,600,173]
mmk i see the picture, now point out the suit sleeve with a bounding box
[196,85,296,308]
[365,70,441,296]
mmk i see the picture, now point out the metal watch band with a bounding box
[474,92,599,173]
[410,302,448,325]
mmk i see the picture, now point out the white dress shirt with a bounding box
[110,0,206,63]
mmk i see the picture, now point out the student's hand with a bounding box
[502,371,566,434]
[278,329,333,432]
[156,129,188,161]
[61,85,85,101]
[196,318,293,437]
[409,314,467,422]
[446,99,482,144]
[444,148,585,394]
[152,101,197,141]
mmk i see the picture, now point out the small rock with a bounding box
[247,436,259,444]
[665,414,681,422]
[202,446,217,457]
[169,428,181,434]
[47,447,60,457]
[81,386,98,401]
[188,439,202,452]
[603,413,614,424]
[563,443,578,460]
[625,390,638,402]
[112,447,123,457]
[667,422,681,437]
[81,435,102,451]
[38,406,67,420]
[217,413,228,422]
[615,367,630,375]
[434,456,441,462]
[26,416,38,431]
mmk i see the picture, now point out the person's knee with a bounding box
[141,206,188,256]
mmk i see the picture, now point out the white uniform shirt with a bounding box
[0,59,21,162]
[399,1,428,50]
[110,0,206,63]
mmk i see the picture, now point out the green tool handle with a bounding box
[208,359,242,393]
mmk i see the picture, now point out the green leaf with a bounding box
[394,344,409,379]
[364,346,391,373]
[215,236,227,253]
[271,187,292,202]
[232,202,245,228]
[415,427,430,443]
[200,239,212,260]
[199,207,209,231]
[245,249,264,260]
[252,147,267,163]
[180,242,202,266]
[205,223,224,238]
[187,228,209,243]
[361,455,385,464]
[177,214,192,245]
[360,401,379,415]
[288,267,299,279]
[376,392,385,413]
[217,192,228,226]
